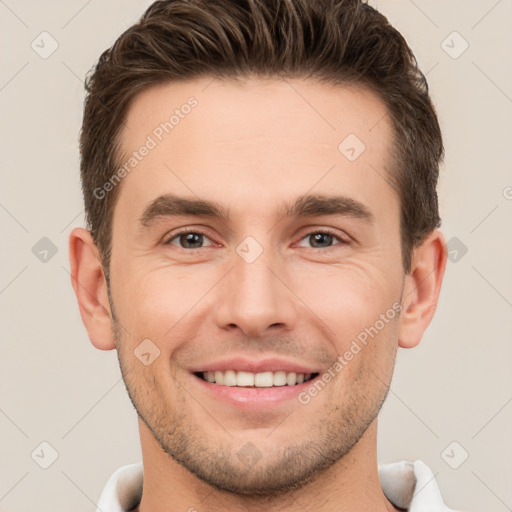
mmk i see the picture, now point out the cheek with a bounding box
[291,259,403,338]
[113,263,217,343]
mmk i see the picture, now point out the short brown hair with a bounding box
[80,0,443,277]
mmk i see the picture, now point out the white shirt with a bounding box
[96,460,459,512]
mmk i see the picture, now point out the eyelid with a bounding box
[294,227,351,248]
[163,227,218,248]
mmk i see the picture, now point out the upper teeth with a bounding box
[203,370,313,387]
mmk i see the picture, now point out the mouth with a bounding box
[194,370,320,387]
[188,357,324,408]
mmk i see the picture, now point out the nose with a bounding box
[214,246,298,338]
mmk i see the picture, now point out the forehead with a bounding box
[120,76,392,157]
[114,76,396,224]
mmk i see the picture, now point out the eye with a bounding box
[164,230,216,249]
[163,228,348,250]
[296,229,348,249]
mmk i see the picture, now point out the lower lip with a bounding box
[191,373,320,409]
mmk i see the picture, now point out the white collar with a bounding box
[96,459,458,511]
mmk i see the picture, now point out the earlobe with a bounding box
[69,227,116,351]
[398,230,447,349]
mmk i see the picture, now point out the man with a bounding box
[69,0,458,510]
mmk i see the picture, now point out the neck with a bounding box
[134,419,400,512]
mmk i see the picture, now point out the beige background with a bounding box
[1,1,511,511]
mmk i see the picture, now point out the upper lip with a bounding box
[189,356,321,375]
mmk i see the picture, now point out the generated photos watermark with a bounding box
[298,301,402,405]
[93,96,198,200]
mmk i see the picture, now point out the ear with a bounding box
[69,227,115,350]
[398,230,447,349]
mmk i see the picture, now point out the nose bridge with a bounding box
[214,238,297,336]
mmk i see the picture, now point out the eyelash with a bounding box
[163,228,349,250]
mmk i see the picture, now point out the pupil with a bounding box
[181,233,202,248]
[311,233,332,247]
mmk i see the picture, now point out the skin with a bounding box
[69,77,446,512]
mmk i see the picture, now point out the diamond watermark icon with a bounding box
[236,442,263,468]
[134,338,161,366]
[31,441,59,469]
[445,236,468,263]
[236,236,263,264]
[441,441,469,469]
[30,31,59,59]
[32,237,58,263]
[338,133,366,162]
[441,31,469,59]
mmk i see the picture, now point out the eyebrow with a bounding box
[139,193,374,227]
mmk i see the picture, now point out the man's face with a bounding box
[109,77,405,495]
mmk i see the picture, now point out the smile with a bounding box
[196,370,319,387]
